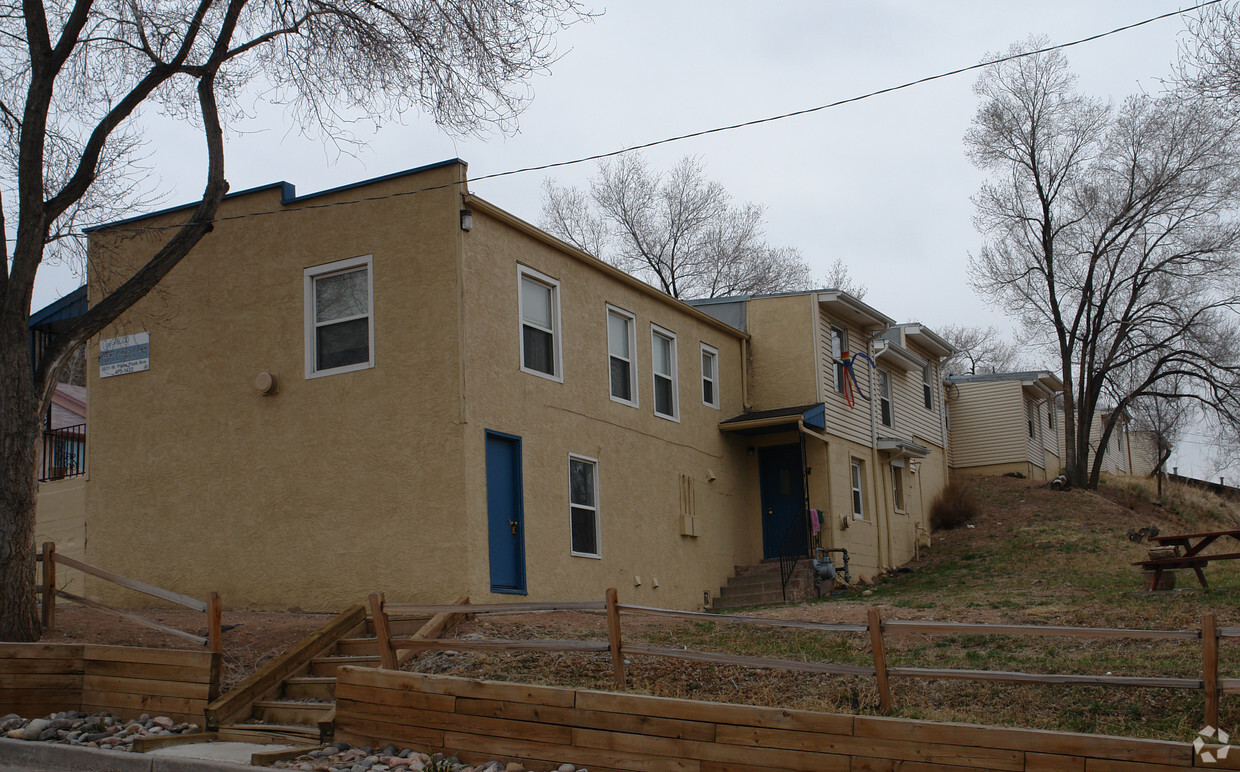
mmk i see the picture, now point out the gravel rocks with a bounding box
[2,713,583,771]
[268,743,588,772]
[1,711,202,750]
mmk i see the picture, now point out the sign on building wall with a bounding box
[99,332,150,378]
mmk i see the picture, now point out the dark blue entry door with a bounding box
[486,431,526,593]
[759,444,807,559]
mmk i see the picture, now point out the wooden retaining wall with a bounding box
[333,666,1212,772]
[0,644,219,724]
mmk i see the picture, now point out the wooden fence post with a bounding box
[206,592,222,654]
[370,592,397,670]
[867,607,893,712]
[606,587,625,688]
[40,542,55,630]
[1204,612,1219,730]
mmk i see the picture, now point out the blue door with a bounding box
[486,431,527,593]
[759,444,807,559]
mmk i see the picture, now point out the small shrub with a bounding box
[930,480,980,531]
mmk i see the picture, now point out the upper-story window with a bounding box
[878,370,893,427]
[652,325,679,421]
[519,266,562,380]
[305,255,374,379]
[1027,398,1036,439]
[922,363,934,410]
[607,306,637,406]
[1049,408,1056,430]
[832,327,847,393]
[701,343,719,409]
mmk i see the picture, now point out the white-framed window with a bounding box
[850,458,866,520]
[1049,407,1056,430]
[606,306,638,406]
[701,343,719,409]
[569,454,600,558]
[652,325,679,421]
[1027,398,1036,439]
[922,363,934,410]
[305,255,374,379]
[892,464,905,511]
[832,327,847,393]
[518,266,562,380]
[878,370,893,427]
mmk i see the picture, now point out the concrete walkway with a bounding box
[0,737,288,771]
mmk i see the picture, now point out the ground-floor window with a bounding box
[851,458,866,519]
[569,455,600,557]
[892,464,905,511]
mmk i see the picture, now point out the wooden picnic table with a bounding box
[1133,529,1240,590]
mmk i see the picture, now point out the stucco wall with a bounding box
[86,163,472,610]
[744,295,818,411]
[35,477,87,595]
[459,201,754,610]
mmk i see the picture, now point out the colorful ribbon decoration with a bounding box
[839,351,876,409]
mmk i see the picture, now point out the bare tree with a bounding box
[1126,393,1191,480]
[0,0,588,641]
[939,324,1023,376]
[821,257,867,299]
[966,38,1240,490]
[1174,1,1240,107]
[541,154,812,299]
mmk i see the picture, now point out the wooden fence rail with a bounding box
[36,541,222,653]
[370,588,1228,728]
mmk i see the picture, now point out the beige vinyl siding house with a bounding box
[945,371,1063,480]
[1057,408,1133,478]
[692,295,953,577]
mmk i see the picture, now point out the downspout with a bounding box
[867,330,885,570]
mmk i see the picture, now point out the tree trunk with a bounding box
[0,319,42,641]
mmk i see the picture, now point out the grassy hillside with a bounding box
[417,475,1240,741]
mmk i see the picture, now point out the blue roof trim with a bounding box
[29,285,87,328]
[802,403,826,430]
[85,158,466,232]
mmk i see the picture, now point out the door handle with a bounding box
[509,520,519,535]
[765,508,773,517]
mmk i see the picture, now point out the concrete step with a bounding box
[309,654,380,677]
[252,700,335,726]
[281,676,336,701]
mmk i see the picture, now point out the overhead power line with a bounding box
[96,0,1222,235]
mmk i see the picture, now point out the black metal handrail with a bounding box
[40,423,85,481]
[777,508,811,601]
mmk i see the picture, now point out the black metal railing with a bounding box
[40,423,85,481]
[777,508,811,601]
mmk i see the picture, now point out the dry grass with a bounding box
[407,475,1240,742]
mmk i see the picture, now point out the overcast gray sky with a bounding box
[33,1,1225,475]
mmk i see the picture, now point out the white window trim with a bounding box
[651,324,680,422]
[922,363,934,411]
[891,462,906,513]
[606,305,638,407]
[517,265,563,382]
[700,342,720,409]
[304,254,375,380]
[878,369,893,428]
[850,458,866,520]
[568,453,601,559]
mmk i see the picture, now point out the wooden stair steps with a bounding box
[218,723,321,745]
[252,699,336,726]
[334,637,382,656]
[309,654,380,677]
[281,676,336,701]
[365,616,431,636]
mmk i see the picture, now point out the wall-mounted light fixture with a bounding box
[460,209,474,231]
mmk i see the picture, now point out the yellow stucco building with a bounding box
[80,160,954,612]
